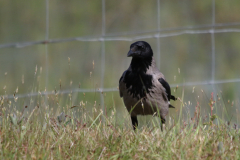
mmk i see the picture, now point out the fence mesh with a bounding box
[0,0,240,121]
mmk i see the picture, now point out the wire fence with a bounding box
[1,0,240,103]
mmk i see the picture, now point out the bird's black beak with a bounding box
[127,50,135,57]
[127,46,139,57]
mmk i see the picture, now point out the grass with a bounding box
[0,88,240,160]
[0,65,239,159]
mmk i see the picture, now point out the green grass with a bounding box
[0,90,240,160]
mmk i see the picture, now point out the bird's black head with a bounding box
[127,41,153,58]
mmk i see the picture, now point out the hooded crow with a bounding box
[119,41,177,130]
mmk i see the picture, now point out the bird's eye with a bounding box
[141,46,145,50]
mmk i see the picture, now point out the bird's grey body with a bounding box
[119,59,169,118]
[119,41,176,130]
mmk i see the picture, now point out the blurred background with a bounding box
[0,0,240,125]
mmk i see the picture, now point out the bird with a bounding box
[119,41,177,130]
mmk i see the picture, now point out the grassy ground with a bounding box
[0,90,240,160]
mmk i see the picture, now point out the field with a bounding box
[1,0,240,159]
[1,87,240,160]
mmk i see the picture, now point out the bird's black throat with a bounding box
[130,57,152,72]
[123,57,153,99]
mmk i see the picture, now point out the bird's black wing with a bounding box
[158,78,177,101]
[119,70,127,97]
[119,71,125,84]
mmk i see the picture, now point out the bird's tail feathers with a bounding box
[171,95,177,101]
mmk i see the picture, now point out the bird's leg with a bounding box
[131,116,138,130]
[160,117,166,131]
